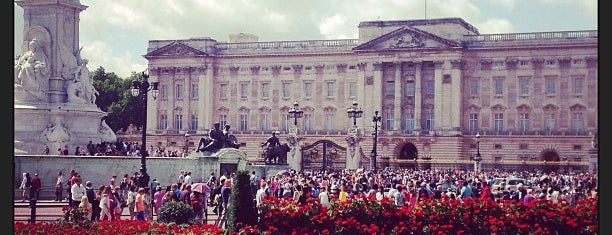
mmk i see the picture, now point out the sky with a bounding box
[14,0,597,79]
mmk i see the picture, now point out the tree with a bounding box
[227,170,258,233]
[92,67,148,133]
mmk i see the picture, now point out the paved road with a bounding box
[14,200,221,225]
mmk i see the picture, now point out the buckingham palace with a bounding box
[125,17,597,173]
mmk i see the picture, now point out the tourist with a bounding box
[85,181,100,221]
[30,173,41,200]
[71,178,86,207]
[19,172,31,202]
[99,192,112,221]
[134,187,146,221]
[55,171,64,201]
[79,195,92,219]
[153,186,164,215]
[126,185,137,220]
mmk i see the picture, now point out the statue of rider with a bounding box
[261,131,281,162]
[201,122,224,153]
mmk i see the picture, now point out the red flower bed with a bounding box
[234,195,598,235]
[14,220,223,235]
[14,196,597,235]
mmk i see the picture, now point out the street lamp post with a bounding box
[131,70,159,189]
[346,100,363,127]
[474,133,482,172]
[371,110,381,172]
[288,101,304,127]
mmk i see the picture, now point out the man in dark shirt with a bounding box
[30,173,42,200]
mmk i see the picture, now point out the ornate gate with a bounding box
[301,139,347,171]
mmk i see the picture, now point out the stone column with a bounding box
[394,61,402,131]
[414,61,422,132]
[433,60,444,133]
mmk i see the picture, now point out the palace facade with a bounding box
[132,18,597,173]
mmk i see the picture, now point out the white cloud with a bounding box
[475,19,514,34]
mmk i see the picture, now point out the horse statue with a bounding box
[263,143,291,164]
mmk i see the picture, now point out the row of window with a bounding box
[155,110,586,134]
[157,75,585,101]
[468,112,585,133]
[469,76,584,97]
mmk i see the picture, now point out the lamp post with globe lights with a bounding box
[131,70,159,188]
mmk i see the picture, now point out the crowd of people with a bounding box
[250,167,598,208]
[18,167,597,227]
[43,140,190,158]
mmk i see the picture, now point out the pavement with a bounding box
[14,200,221,225]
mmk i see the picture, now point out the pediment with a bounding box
[353,27,461,51]
[145,41,208,57]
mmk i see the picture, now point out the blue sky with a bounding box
[14,0,597,78]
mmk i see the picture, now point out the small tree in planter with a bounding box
[226,170,257,233]
[157,200,195,225]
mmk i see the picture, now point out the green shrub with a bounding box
[156,200,195,225]
[227,170,257,233]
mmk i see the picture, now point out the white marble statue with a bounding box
[14,38,48,94]
[41,118,71,143]
[99,119,116,142]
[78,58,99,104]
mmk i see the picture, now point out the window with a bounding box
[469,79,479,96]
[519,60,529,66]
[304,82,313,98]
[424,113,434,130]
[405,81,415,97]
[175,84,184,99]
[546,60,556,65]
[160,84,169,99]
[494,61,504,67]
[519,144,528,150]
[545,77,555,95]
[493,113,504,132]
[519,77,529,95]
[220,84,228,99]
[158,114,168,130]
[545,113,555,133]
[261,83,270,98]
[326,82,335,97]
[239,114,248,131]
[384,111,395,131]
[282,114,290,132]
[425,80,435,95]
[303,114,312,131]
[240,83,249,99]
[190,114,198,131]
[174,114,183,130]
[190,83,198,99]
[386,81,395,97]
[282,83,291,98]
[404,112,414,132]
[571,112,583,132]
[219,115,227,128]
[519,113,530,132]
[325,114,334,131]
[573,145,582,151]
[494,144,502,149]
[348,82,357,97]
[469,113,479,132]
[572,77,583,94]
[260,114,269,131]
[494,79,504,95]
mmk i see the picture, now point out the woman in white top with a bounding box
[99,193,111,221]
[318,186,330,207]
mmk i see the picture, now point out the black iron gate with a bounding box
[301,139,347,171]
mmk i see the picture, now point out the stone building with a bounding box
[132,18,597,173]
